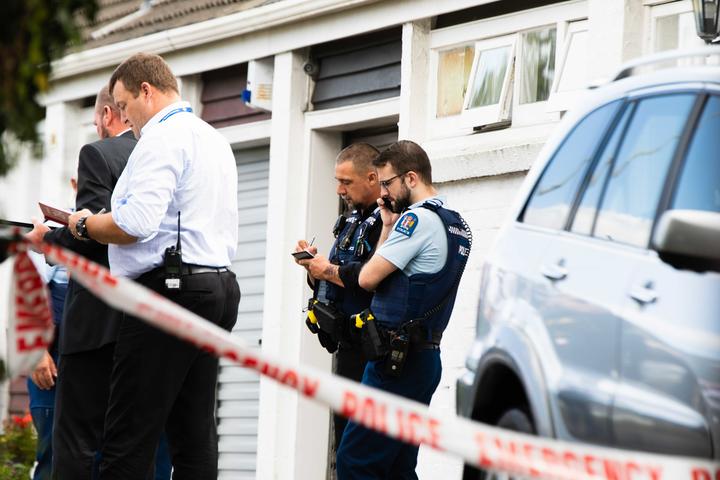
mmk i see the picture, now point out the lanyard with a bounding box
[159,106,193,123]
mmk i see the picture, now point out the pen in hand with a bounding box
[309,236,315,247]
[97,208,106,215]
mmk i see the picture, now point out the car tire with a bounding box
[462,408,535,480]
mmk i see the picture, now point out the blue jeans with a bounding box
[154,434,172,480]
[31,407,54,480]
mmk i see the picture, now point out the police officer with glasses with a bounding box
[335,140,472,479]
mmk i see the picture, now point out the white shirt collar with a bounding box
[115,128,132,137]
[141,100,192,136]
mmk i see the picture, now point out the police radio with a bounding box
[163,211,183,290]
[384,333,409,377]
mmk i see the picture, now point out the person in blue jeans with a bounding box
[27,263,68,480]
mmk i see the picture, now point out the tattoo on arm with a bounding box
[324,264,339,281]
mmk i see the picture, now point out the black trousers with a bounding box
[98,268,240,480]
[53,342,115,479]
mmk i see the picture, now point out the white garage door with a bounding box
[218,146,268,479]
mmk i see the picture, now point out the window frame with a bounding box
[518,99,624,230]
[521,87,712,253]
[512,25,560,125]
[460,34,517,128]
[546,19,589,114]
[563,91,707,250]
[427,0,587,138]
[644,0,705,55]
[654,93,711,221]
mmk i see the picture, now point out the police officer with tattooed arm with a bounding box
[293,143,383,456]
[334,140,472,479]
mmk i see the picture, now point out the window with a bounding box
[428,1,587,136]
[461,34,516,127]
[655,14,680,51]
[518,27,556,105]
[594,94,697,247]
[671,96,720,213]
[646,2,705,54]
[546,20,588,113]
[522,100,622,230]
[571,103,634,235]
[436,46,475,118]
[460,27,558,127]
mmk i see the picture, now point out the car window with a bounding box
[522,100,621,230]
[594,94,696,247]
[671,95,720,213]
[571,103,634,235]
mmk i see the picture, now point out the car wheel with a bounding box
[462,408,535,480]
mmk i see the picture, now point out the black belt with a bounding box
[181,264,229,275]
[411,342,440,351]
[409,330,442,351]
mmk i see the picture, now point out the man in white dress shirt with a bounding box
[67,53,240,480]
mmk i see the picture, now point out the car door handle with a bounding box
[541,262,567,281]
[629,283,657,305]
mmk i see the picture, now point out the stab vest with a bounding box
[370,201,471,336]
[316,208,381,316]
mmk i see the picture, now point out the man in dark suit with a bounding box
[26,85,135,479]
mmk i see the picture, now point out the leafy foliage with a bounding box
[0,413,36,478]
[0,0,98,176]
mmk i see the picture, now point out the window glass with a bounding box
[672,95,720,213]
[654,14,679,52]
[466,46,512,108]
[571,104,634,235]
[594,94,696,247]
[436,46,474,117]
[520,27,556,104]
[522,100,621,230]
[556,26,587,93]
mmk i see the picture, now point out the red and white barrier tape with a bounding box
[10,240,716,480]
[3,245,54,378]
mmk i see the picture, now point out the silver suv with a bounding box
[457,47,720,479]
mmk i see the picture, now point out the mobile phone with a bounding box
[291,250,315,260]
[381,197,392,209]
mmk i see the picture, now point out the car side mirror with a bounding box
[652,209,720,273]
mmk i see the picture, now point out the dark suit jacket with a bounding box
[44,130,136,355]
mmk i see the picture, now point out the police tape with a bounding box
[3,243,55,379]
[32,241,719,480]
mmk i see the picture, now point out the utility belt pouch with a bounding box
[312,301,345,340]
[305,298,339,354]
[384,333,409,377]
[403,318,427,344]
[353,309,388,361]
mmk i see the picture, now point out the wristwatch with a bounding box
[75,216,91,240]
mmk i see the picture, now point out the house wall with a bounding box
[0,0,707,477]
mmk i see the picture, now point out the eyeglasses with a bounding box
[379,172,408,190]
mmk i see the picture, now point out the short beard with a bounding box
[391,184,411,213]
[342,197,360,212]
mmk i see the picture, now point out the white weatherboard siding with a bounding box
[218,147,270,479]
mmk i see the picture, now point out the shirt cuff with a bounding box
[112,204,155,240]
[339,262,362,291]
